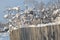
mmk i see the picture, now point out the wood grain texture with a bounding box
[10,25,60,40]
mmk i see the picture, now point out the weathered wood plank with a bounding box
[10,28,20,40]
[10,25,60,40]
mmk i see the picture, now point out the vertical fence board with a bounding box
[10,25,60,40]
[10,29,20,40]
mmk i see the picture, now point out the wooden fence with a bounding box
[10,24,60,40]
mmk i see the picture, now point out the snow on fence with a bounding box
[10,22,60,40]
[10,21,60,30]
